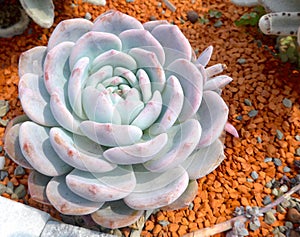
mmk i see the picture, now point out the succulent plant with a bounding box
[276,36,300,67]
[0,0,106,38]
[231,0,300,39]
[4,10,234,229]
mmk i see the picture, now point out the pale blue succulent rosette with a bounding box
[5,10,233,228]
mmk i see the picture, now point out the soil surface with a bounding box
[0,0,300,236]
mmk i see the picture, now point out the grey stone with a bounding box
[285,221,294,229]
[296,148,300,156]
[6,181,14,194]
[281,199,291,208]
[263,195,272,205]
[250,171,259,180]
[236,115,243,121]
[0,156,5,170]
[257,136,262,143]
[14,184,26,198]
[244,98,252,106]
[278,225,287,233]
[272,188,279,196]
[237,58,247,64]
[282,98,292,108]
[273,226,280,234]
[0,183,6,195]
[41,220,116,237]
[265,181,273,188]
[158,220,170,226]
[249,221,260,231]
[264,211,277,224]
[14,165,25,176]
[279,184,288,193]
[283,166,291,172]
[85,12,92,20]
[247,178,254,182]
[273,158,282,166]
[277,205,286,213]
[248,109,258,118]
[295,135,300,141]
[276,129,284,140]
[0,170,8,180]
[0,196,50,236]
[264,157,273,163]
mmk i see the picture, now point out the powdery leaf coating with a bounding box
[4,10,233,229]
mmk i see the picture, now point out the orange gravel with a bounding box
[1,0,300,237]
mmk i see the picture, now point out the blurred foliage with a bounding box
[235,6,265,26]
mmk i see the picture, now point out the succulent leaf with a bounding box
[20,0,54,28]
[49,127,117,173]
[131,91,162,130]
[92,10,143,35]
[44,41,74,95]
[166,59,203,122]
[4,120,33,169]
[144,119,201,172]
[103,133,168,164]
[161,180,198,211]
[204,75,233,91]
[129,48,166,92]
[19,73,58,126]
[124,165,189,210]
[28,170,51,205]
[119,29,165,65]
[196,91,229,147]
[143,20,169,32]
[19,46,47,78]
[182,138,224,179]
[91,200,144,229]
[46,175,104,215]
[19,121,73,176]
[66,166,136,202]
[151,24,192,67]
[80,121,143,147]
[69,32,122,70]
[149,75,184,135]
[197,45,214,67]
[67,57,90,119]
[47,19,93,51]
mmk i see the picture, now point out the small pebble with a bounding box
[257,136,262,143]
[277,205,286,213]
[281,199,291,208]
[272,188,279,196]
[188,202,194,210]
[246,178,254,182]
[282,98,292,108]
[0,183,6,195]
[6,181,14,194]
[263,195,272,205]
[213,20,223,27]
[84,12,92,20]
[289,200,297,208]
[250,171,258,180]
[244,98,252,106]
[249,221,260,231]
[273,226,280,234]
[265,181,273,188]
[295,135,300,141]
[285,221,294,229]
[278,225,287,233]
[280,184,288,193]
[237,58,247,64]
[187,10,199,23]
[0,170,8,181]
[276,129,284,140]
[296,148,300,156]
[158,220,170,226]
[10,193,18,200]
[236,115,243,121]
[264,211,276,224]
[273,158,282,166]
[126,0,134,2]
[264,157,273,163]
[248,109,258,118]
[14,184,26,199]
[283,166,291,172]
[0,156,5,170]
[14,166,25,176]
[149,15,157,21]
